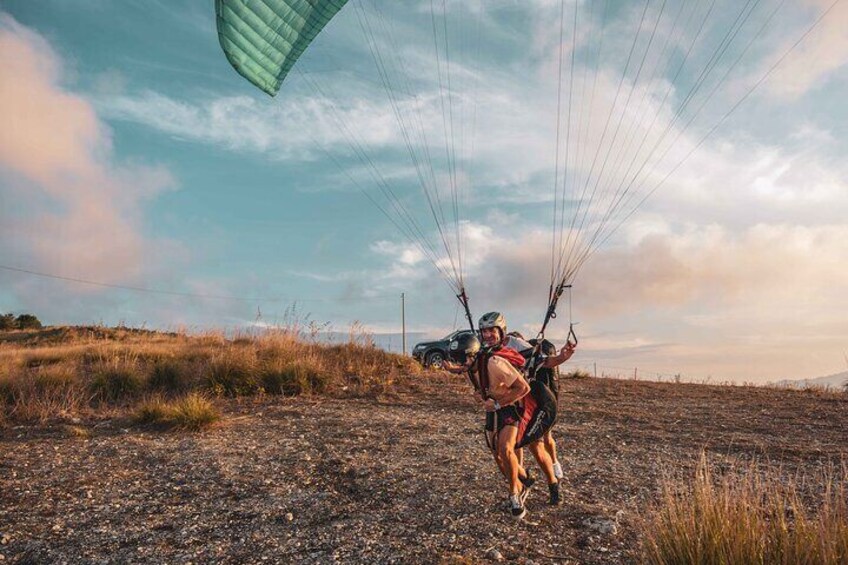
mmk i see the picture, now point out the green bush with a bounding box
[15,314,43,330]
[0,313,42,330]
[0,313,15,330]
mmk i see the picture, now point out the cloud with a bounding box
[366,215,848,379]
[101,89,408,160]
[32,0,842,380]
[763,0,848,100]
[0,14,177,309]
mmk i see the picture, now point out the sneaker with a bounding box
[509,494,527,519]
[553,462,564,480]
[548,481,561,506]
[519,472,535,504]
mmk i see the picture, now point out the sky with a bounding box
[1,0,846,383]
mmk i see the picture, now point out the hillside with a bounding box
[1,328,847,563]
[773,371,848,390]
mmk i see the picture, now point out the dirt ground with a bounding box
[2,374,846,564]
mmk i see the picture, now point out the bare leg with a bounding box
[544,430,559,465]
[497,426,523,496]
[528,440,556,485]
[487,430,508,482]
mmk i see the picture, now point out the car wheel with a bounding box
[426,351,445,369]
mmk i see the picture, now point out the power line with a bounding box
[0,264,396,304]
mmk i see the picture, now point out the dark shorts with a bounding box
[485,404,523,433]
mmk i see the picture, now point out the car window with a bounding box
[443,329,474,341]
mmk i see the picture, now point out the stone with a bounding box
[485,548,504,561]
[582,517,617,535]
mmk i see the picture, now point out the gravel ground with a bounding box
[2,375,846,564]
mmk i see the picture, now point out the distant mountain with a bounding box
[771,371,848,390]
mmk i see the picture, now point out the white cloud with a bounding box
[0,14,177,309]
[17,1,841,381]
[763,0,848,100]
[362,214,848,380]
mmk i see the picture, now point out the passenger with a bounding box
[507,331,566,492]
[446,312,575,517]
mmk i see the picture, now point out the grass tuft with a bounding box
[0,364,88,423]
[134,393,220,431]
[91,362,144,403]
[563,369,592,379]
[206,346,260,396]
[261,356,328,395]
[640,454,848,565]
[62,424,91,438]
[148,358,190,393]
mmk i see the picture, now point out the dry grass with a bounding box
[134,393,220,431]
[563,368,592,379]
[0,326,421,425]
[640,454,848,565]
[0,363,93,423]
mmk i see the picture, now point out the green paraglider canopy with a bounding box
[215,0,348,96]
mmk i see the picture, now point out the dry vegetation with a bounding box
[2,327,846,563]
[0,325,420,427]
[641,456,848,565]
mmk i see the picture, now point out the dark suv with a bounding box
[412,329,475,369]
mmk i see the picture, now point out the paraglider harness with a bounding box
[456,284,575,451]
[476,340,559,451]
[494,281,577,450]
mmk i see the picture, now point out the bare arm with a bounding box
[443,360,481,393]
[542,342,576,369]
[483,376,530,411]
[442,360,470,373]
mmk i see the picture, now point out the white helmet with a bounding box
[478,311,507,338]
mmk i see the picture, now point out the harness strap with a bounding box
[476,352,500,452]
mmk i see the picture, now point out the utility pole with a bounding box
[401,292,406,356]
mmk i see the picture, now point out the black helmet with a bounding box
[448,332,481,364]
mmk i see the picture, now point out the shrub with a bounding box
[168,393,220,429]
[1,364,87,423]
[206,346,260,396]
[640,455,848,565]
[0,373,15,405]
[261,356,328,395]
[149,358,190,393]
[0,313,15,330]
[134,396,170,424]
[563,369,591,379]
[91,360,144,403]
[15,314,43,330]
[134,393,220,430]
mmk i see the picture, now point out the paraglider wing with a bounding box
[215,0,348,96]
